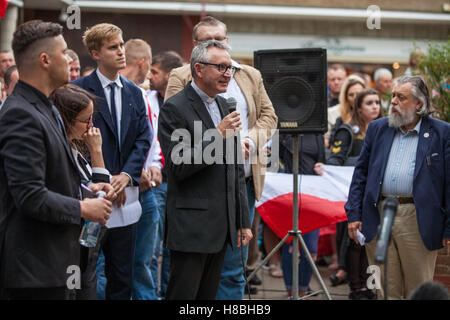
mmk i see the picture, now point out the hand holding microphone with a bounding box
[216,97,241,139]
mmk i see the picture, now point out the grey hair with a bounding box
[374,68,392,82]
[395,75,432,116]
[192,16,227,41]
[190,40,230,79]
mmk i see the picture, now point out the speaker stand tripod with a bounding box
[247,134,332,300]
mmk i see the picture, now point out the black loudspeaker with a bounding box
[254,48,327,134]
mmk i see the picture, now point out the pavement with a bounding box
[244,258,351,300]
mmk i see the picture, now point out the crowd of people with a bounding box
[0,15,448,301]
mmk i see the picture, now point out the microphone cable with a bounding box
[227,97,252,299]
[236,120,252,300]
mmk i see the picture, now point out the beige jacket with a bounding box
[165,63,278,201]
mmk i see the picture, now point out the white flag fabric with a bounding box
[256,165,354,241]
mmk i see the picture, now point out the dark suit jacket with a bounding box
[0,81,82,288]
[345,116,450,251]
[72,72,151,184]
[158,82,251,253]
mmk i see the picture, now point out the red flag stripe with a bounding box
[257,192,347,244]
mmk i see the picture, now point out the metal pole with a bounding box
[247,134,332,300]
[298,230,332,300]
[293,134,332,300]
[292,135,299,300]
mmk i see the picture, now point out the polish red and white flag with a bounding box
[256,165,353,242]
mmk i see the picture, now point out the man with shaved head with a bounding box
[121,38,164,300]
[0,20,113,300]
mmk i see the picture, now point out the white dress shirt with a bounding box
[141,88,163,171]
[96,69,123,139]
[219,60,255,177]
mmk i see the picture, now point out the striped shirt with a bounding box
[381,118,422,197]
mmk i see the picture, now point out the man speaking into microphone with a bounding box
[345,76,450,300]
[158,40,252,300]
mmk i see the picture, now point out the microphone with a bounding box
[226,97,237,113]
[375,197,398,263]
[226,98,246,289]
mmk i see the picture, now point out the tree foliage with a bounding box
[416,40,450,122]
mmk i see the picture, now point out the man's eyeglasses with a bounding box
[199,62,236,75]
[74,114,93,125]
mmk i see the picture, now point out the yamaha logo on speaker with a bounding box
[280,122,298,128]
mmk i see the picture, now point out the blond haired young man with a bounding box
[72,23,151,300]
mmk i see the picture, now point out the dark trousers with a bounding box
[346,241,370,291]
[166,243,227,300]
[336,221,349,270]
[101,223,137,300]
[7,286,74,300]
[76,228,108,300]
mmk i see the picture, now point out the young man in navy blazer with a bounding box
[345,76,449,299]
[72,23,151,300]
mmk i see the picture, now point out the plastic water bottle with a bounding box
[79,190,106,248]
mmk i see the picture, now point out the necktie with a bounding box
[109,82,119,139]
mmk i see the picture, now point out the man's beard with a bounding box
[149,81,158,91]
[388,105,417,128]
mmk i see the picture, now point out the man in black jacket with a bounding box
[0,20,113,300]
[158,40,252,299]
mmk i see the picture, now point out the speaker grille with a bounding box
[268,76,314,124]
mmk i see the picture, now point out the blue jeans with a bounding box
[150,182,170,298]
[216,180,255,300]
[96,251,106,300]
[131,188,160,300]
[281,229,320,292]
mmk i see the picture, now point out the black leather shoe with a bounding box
[349,290,364,300]
[316,257,329,267]
[246,270,262,286]
[244,285,258,295]
[306,287,320,297]
[329,274,348,287]
[362,289,377,300]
